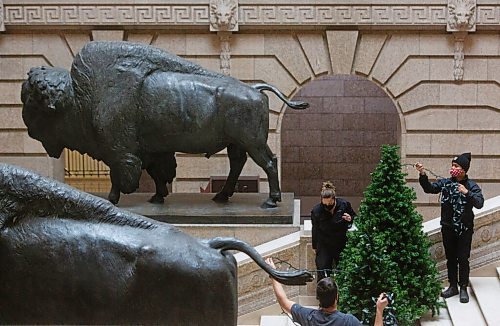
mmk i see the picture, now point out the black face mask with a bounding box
[323,204,334,211]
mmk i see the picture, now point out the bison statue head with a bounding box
[21,66,75,158]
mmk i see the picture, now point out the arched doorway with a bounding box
[281,75,400,217]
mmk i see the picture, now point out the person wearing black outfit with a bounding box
[416,152,484,303]
[311,181,356,280]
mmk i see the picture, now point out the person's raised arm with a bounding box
[266,258,295,314]
[415,162,444,194]
[374,293,388,326]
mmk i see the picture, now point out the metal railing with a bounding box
[64,149,110,178]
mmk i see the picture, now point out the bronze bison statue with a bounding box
[0,164,313,324]
[21,41,308,208]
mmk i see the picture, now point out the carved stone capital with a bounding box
[210,0,238,32]
[447,0,477,32]
[1,0,5,32]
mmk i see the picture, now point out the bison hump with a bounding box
[71,41,222,106]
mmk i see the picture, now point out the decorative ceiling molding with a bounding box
[2,1,499,28]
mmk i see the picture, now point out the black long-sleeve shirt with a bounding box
[311,198,356,250]
[419,174,484,228]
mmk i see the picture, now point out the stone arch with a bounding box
[280,74,400,214]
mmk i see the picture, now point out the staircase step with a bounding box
[470,277,500,326]
[260,315,295,326]
[445,287,487,326]
[297,295,318,307]
[419,306,452,326]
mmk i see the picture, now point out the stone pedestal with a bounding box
[107,192,295,224]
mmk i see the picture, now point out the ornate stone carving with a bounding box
[0,0,5,32]
[479,225,493,243]
[431,243,445,260]
[453,32,467,81]
[447,0,477,32]
[219,31,231,75]
[210,0,238,32]
[237,246,301,315]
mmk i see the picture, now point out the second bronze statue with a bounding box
[21,41,309,208]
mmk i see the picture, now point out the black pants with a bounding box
[441,226,473,288]
[315,241,346,281]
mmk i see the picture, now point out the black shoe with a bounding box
[460,287,469,303]
[441,286,459,298]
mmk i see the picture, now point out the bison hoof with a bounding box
[148,194,165,204]
[212,192,229,203]
[261,198,278,209]
[108,195,120,205]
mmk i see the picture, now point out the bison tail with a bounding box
[252,83,309,110]
[206,237,314,286]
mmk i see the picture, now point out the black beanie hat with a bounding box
[452,152,471,172]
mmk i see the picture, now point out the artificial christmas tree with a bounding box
[336,145,441,325]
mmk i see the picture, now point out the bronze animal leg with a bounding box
[108,169,121,205]
[213,144,247,203]
[146,152,176,204]
[246,144,281,208]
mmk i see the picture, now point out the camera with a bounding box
[382,292,394,305]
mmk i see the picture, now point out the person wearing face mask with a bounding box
[311,181,356,281]
[415,152,484,303]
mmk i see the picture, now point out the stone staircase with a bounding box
[241,271,500,326]
[238,296,317,326]
[237,195,500,326]
[420,270,500,326]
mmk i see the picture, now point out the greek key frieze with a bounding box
[2,3,498,27]
[477,6,500,24]
[4,5,210,25]
[239,5,448,25]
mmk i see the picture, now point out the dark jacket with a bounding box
[419,174,484,229]
[311,198,356,250]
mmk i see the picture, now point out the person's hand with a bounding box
[377,293,389,311]
[458,184,469,194]
[415,162,425,175]
[312,249,316,255]
[265,257,276,269]
[342,213,352,222]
